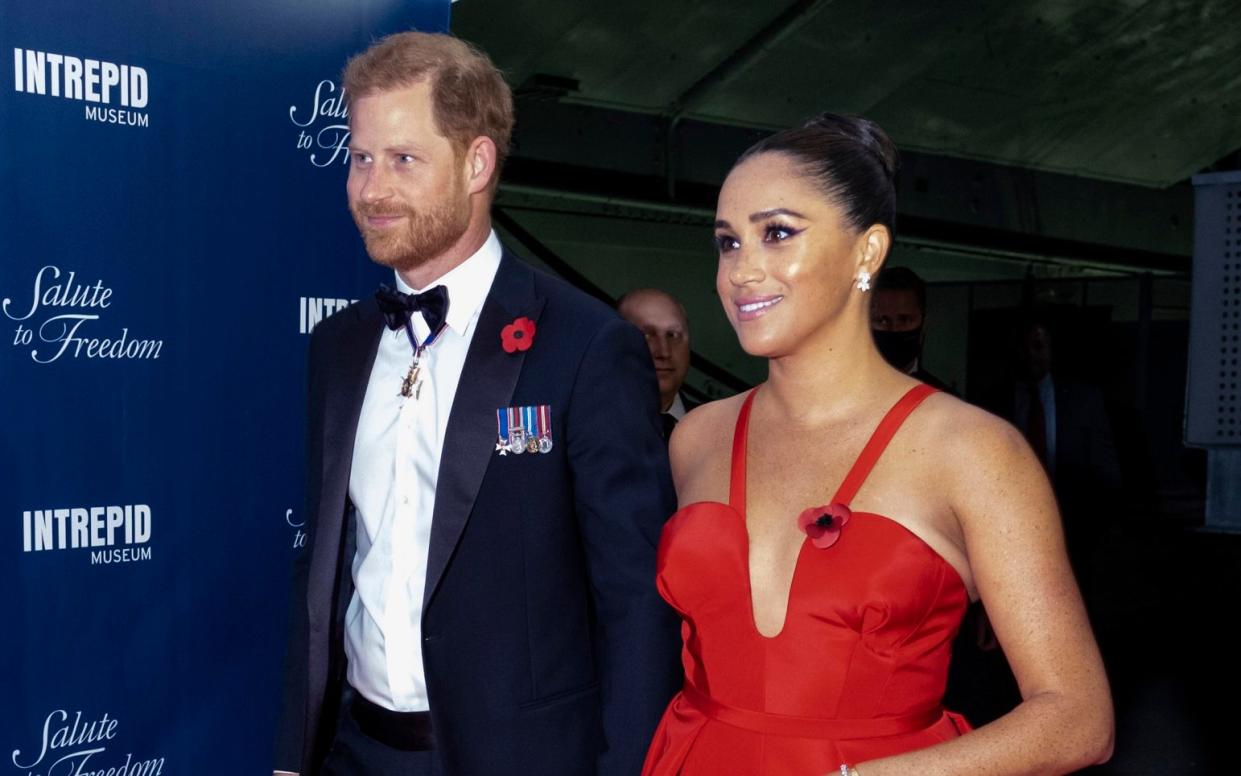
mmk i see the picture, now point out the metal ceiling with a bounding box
[451,1,1213,392]
[455,0,1241,188]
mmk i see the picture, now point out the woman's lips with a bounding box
[735,295,783,321]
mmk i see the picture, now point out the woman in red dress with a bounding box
[642,114,1113,775]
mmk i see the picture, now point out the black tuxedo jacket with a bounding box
[276,250,681,775]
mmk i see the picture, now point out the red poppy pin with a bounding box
[797,503,852,549]
[501,317,536,353]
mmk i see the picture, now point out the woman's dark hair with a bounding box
[736,112,899,235]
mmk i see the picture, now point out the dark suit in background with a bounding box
[993,374,1122,578]
[950,318,1120,728]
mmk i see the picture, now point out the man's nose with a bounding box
[359,167,392,203]
[650,335,670,360]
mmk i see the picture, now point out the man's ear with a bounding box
[463,136,498,196]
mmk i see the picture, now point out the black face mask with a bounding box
[874,327,923,372]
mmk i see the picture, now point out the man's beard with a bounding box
[351,191,471,275]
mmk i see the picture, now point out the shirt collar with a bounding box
[666,393,688,420]
[393,230,503,337]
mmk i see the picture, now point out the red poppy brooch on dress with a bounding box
[797,503,852,549]
[501,317,536,353]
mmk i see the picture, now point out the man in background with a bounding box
[1004,318,1121,583]
[870,266,952,391]
[618,288,696,441]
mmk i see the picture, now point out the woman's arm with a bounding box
[853,406,1113,776]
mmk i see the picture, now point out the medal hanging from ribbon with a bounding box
[399,318,447,399]
[536,404,553,453]
[495,405,553,455]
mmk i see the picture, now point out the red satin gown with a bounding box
[643,384,973,775]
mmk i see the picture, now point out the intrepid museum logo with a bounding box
[299,295,357,334]
[9,709,165,776]
[289,78,350,167]
[21,504,153,566]
[12,47,150,128]
[3,265,165,364]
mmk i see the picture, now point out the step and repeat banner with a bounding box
[1,2,450,772]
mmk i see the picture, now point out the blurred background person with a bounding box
[619,288,697,441]
[984,316,1122,603]
[870,266,952,391]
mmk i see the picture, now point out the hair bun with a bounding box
[801,113,898,182]
[860,120,899,182]
[737,111,898,235]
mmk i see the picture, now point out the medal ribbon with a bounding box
[402,318,447,357]
[537,405,551,440]
[496,408,510,444]
[523,406,536,439]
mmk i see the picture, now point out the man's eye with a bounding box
[351,153,372,166]
[398,154,415,164]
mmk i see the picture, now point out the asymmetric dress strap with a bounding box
[729,382,938,513]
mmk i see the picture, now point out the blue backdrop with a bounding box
[2,2,450,772]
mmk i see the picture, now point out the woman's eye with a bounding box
[764,224,796,242]
[715,234,739,253]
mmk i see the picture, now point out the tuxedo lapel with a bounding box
[424,253,544,609]
[308,299,383,629]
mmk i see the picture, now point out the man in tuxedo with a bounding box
[275,32,679,776]
[617,288,696,441]
[870,266,952,392]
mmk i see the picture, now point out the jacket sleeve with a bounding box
[566,316,682,776]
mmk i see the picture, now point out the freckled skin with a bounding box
[670,151,1113,774]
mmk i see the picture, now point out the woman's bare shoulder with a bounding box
[669,391,752,489]
[678,392,748,437]
[914,390,1025,456]
[913,390,1051,520]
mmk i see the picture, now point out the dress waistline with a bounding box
[681,684,942,739]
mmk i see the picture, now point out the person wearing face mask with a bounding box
[641,113,1113,776]
[869,267,951,392]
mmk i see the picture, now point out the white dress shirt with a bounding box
[345,230,502,711]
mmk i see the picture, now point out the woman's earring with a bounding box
[856,270,872,292]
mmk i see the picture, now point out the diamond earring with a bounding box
[856,271,872,292]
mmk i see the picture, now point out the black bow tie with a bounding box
[375,284,450,334]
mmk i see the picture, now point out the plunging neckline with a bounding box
[724,383,960,639]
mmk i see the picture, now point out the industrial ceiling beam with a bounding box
[663,0,829,196]
[666,0,828,119]
[506,99,1192,276]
